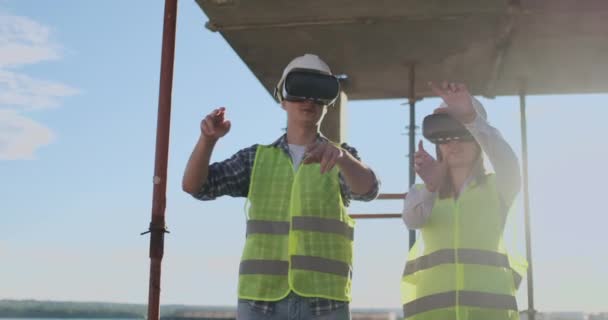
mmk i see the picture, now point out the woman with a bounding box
[401,82,525,320]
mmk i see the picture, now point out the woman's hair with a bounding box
[436,142,487,199]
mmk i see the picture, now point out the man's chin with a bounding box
[298,114,321,122]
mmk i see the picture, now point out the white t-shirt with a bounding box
[288,144,307,170]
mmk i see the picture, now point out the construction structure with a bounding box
[143,1,608,319]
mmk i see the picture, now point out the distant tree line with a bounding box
[0,300,239,319]
[0,300,146,318]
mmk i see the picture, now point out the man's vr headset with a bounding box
[422,113,475,144]
[274,68,340,106]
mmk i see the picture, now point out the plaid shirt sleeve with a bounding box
[193,144,258,200]
[338,142,380,206]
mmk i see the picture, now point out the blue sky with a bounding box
[1,0,607,313]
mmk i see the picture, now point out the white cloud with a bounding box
[0,13,60,67]
[0,11,78,160]
[0,109,54,160]
[0,69,79,110]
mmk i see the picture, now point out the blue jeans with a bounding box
[237,293,351,320]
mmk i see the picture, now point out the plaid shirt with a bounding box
[195,133,379,315]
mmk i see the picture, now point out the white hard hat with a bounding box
[275,54,332,99]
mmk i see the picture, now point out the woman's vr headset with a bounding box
[274,68,340,106]
[422,113,474,144]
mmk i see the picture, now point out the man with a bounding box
[182,54,379,320]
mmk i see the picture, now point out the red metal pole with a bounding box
[145,1,178,319]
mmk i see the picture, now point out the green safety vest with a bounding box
[401,175,526,320]
[238,145,355,301]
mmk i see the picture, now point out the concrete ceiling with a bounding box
[195,0,608,100]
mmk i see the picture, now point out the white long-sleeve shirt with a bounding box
[402,105,522,229]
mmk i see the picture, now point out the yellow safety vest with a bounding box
[238,145,355,301]
[401,175,526,320]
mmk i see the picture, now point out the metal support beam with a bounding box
[145,1,177,319]
[408,64,417,249]
[519,84,536,320]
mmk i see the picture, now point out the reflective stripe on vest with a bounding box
[403,248,521,288]
[404,291,518,318]
[292,216,354,240]
[240,256,351,278]
[246,217,353,240]
[246,220,290,236]
[291,255,351,277]
[240,260,289,275]
[403,248,510,276]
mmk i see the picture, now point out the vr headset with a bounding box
[274,68,340,106]
[422,113,475,144]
